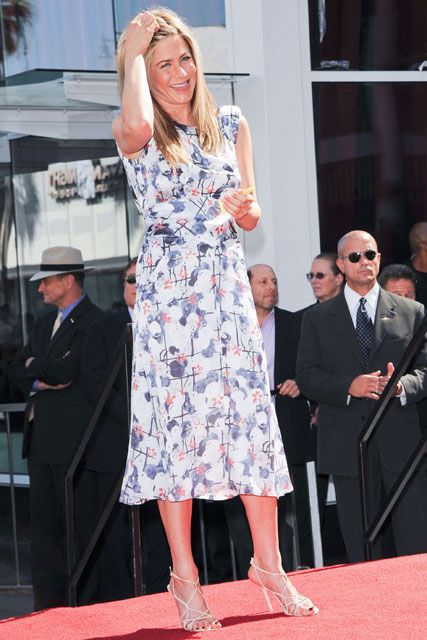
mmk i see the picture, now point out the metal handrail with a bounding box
[64,323,142,606]
[0,402,29,588]
[358,312,427,559]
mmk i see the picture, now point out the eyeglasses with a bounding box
[125,274,136,284]
[339,250,377,263]
[306,272,333,281]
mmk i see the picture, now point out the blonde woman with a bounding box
[113,7,318,632]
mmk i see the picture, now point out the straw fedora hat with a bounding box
[30,246,93,282]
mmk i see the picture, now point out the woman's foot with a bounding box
[167,570,222,631]
[248,558,318,617]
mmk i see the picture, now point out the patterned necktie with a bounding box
[356,297,374,368]
[51,309,63,338]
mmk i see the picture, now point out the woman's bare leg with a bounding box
[240,495,282,571]
[157,498,197,577]
[157,499,221,630]
[240,494,317,616]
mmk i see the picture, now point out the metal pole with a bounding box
[197,501,209,585]
[367,429,427,545]
[131,506,143,596]
[306,461,324,568]
[5,412,21,586]
[65,329,128,605]
[228,534,237,581]
[286,479,301,570]
[358,313,427,559]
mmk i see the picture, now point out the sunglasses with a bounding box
[306,272,333,281]
[339,250,377,263]
[125,274,136,284]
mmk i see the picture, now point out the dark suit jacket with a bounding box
[273,307,315,464]
[81,308,131,474]
[296,289,427,477]
[9,296,103,464]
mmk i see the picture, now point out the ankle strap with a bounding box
[170,569,200,586]
[250,558,285,577]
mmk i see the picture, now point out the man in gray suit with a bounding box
[296,230,427,562]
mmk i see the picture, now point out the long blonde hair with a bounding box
[116,7,222,165]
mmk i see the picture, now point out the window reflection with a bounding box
[309,0,427,71]
[113,0,225,31]
[313,83,427,263]
[11,138,131,320]
[2,0,115,77]
[113,0,227,73]
[0,0,34,78]
[0,165,23,402]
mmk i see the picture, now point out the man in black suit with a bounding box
[248,264,316,567]
[379,264,426,436]
[9,246,103,610]
[297,230,427,562]
[407,221,427,307]
[81,258,171,601]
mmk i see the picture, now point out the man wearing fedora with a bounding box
[10,246,103,610]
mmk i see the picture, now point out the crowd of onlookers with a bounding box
[0,221,426,610]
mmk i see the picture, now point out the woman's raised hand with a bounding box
[125,12,159,57]
[220,186,256,223]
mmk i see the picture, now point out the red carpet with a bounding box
[1,554,426,640]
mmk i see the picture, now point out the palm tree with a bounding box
[0,1,34,323]
[0,0,33,75]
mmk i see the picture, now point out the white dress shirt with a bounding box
[344,282,379,328]
[259,309,275,391]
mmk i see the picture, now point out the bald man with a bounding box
[407,221,427,307]
[297,230,427,562]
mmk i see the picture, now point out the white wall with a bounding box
[225,0,320,310]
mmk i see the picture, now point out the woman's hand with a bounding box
[125,12,159,58]
[219,185,260,230]
[220,188,255,223]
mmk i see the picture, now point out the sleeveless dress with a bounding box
[118,105,292,504]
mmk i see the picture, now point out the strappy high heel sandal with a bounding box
[167,569,221,632]
[250,558,319,617]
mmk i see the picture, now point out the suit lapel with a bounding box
[38,311,57,353]
[328,293,365,366]
[273,308,293,385]
[369,289,397,361]
[46,296,90,354]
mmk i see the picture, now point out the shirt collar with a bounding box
[344,282,380,319]
[259,308,274,326]
[59,294,86,321]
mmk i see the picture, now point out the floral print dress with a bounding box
[118,105,292,504]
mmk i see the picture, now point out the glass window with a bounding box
[11,137,132,320]
[0,485,30,587]
[313,82,427,263]
[309,0,427,71]
[2,0,116,77]
[0,164,23,402]
[126,189,145,261]
[113,0,225,32]
[113,1,227,73]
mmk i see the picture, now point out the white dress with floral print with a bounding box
[118,105,292,504]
